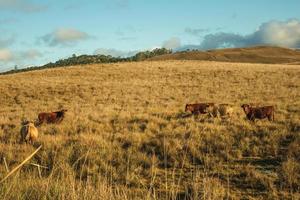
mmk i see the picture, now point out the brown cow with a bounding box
[185,103,214,115]
[37,109,68,125]
[241,104,274,121]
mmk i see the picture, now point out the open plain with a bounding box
[0,60,299,199]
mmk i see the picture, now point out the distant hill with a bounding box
[1,46,299,75]
[148,46,300,64]
[0,48,172,75]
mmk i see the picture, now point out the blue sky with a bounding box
[0,0,300,71]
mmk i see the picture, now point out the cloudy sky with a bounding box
[1,0,300,71]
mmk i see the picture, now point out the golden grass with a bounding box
[149,46,300,64]
[0,60,299,199]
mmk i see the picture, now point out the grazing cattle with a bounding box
[37,109,67,125]
[206,104,234,118]
[20,121,38,144]
[185,103,214,115]
[241,104,274,121]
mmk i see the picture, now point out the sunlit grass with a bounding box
[0,61,299,199]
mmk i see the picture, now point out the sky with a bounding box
[0,0,300,71]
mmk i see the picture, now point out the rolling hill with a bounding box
[1,46,300,76]
[148,46,300,64]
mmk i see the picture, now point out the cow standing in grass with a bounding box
[20,121,38,144]
[241,104,274,121]
[37,109,67,125]
[185,103,214,115]
[206,104,234,119]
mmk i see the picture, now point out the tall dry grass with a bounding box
[0,61,299,199]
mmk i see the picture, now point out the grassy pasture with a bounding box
[0,61,299,199]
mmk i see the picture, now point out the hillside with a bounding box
[0,61,299,199]
[2,46,300,76]
[0,48,172,75]
[149,46,300,64]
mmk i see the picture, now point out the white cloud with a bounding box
[0,48,13,61]
[257,19,300,47]
[162,37,181,50]
[0,0,47,12]
[94,48,137,57]
[0,49,42,64]
[40,28,91,46]
[180,19,300,50]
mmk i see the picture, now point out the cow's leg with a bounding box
[246,113,252,121]
[249,114,255,122]
[57,117,63,123]
[38,117,44,126]
[268,114,273,121]
[227,112,231,119]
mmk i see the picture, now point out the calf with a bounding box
[207,104,234,118]
[185,103,214,115]
[241,104,274,121]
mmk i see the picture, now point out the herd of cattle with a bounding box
[19,103,274,144]
[20,109,68,144]
[185,103,275,121]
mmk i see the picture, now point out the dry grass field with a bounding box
[0,60,299,199]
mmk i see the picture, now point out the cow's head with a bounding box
[21,119,35,126]
[27,121,35,126]
[241,104,251,114]
[21,119,30,126]
[204,103,215,113]
[185,104,193,112]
